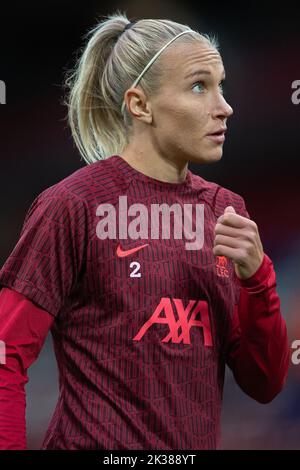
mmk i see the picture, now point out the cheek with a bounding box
[178,95,208,124]
[182,98,209,127]
[153,92,209,145]
[154,105,187,140]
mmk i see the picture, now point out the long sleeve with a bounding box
[0,287,54,449]
[226,253,289,404]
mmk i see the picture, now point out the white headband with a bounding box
[121,29,195,114]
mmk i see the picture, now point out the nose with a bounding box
[214,94,233,120]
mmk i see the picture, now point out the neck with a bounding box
[120,140,188,184]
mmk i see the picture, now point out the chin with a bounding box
[208,151,223,163]
[189,149,223,164]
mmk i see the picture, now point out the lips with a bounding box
[206,127,227,136]
[206,128,226,144]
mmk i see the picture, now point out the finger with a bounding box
[214,223,246,239]
[224,205,236,214]
[214,234,241,249]
[213,244,242,264]
[217,212,248,229]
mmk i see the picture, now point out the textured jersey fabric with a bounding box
[0,155,289,449]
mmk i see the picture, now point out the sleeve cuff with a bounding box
[0,272,59,317]
[234,253,273,288]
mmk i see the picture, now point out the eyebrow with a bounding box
[184,70,226,80]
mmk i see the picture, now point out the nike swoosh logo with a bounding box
[116,243,149,258]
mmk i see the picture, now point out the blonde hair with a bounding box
[64,11,218,164]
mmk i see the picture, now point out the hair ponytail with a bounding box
[64,12,130,163]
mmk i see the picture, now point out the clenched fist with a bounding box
[213,206,264,280]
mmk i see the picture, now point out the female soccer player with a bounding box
[0,13,289,450]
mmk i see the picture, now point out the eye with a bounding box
[192,81,205,94]
[219,80,225,95]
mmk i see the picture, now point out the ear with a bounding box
[124,87,152,124]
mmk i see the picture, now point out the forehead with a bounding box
[158,40,224,80]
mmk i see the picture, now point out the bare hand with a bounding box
[213,206,264,280]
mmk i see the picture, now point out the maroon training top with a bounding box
[0,155,289,449]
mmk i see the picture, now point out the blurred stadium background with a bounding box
[0,0,299,449]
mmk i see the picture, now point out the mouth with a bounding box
[205,127,227,144]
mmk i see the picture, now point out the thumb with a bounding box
[224,205,236,214]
